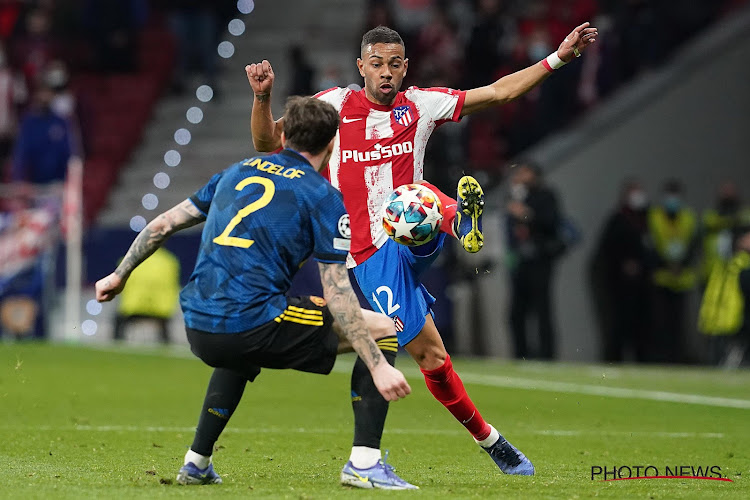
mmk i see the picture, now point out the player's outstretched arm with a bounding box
[95,200,205,302]
[246,61,284,152]
[461,22,598,116]
[318,262,411,402]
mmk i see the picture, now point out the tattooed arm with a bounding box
[95,200,205,302]
[318,262,411,401]
[318,261,384,369]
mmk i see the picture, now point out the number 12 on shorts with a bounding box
[372,285,400,316]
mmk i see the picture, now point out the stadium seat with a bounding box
[73,23,175,225]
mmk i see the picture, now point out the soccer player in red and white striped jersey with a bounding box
[248,21,597,489]
[310,83,466,266]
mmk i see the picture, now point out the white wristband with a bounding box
[542,51,567,72]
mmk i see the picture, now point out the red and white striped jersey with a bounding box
[315,86,466,266]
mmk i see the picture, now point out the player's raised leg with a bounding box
[419,178,484,253]
[336,309,417,490]
[176,368,250,485]
[404,316,534,475]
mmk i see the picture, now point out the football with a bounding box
[382,184,444,246]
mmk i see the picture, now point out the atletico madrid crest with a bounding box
[393,316,404,332]
[393,105,413,127]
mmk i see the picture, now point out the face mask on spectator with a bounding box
[45,68,69,91]
[51,94,74,118]
[627,190,648,210]
[511,183,528,201]
[663,195,682,214]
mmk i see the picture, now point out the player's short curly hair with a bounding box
[283,97,339,155]
[361,26,404,53]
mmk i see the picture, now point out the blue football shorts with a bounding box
[352,233,447,346]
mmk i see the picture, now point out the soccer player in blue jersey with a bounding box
[95,97,411,486]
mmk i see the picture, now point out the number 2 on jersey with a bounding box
[213,176,275,248]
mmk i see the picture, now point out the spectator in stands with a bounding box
[43,62,74,124]
[380,0,747,193]
[363,0,400,33]
[11,7,58,89]
[505,162,562,360]
[114,247,180,344]
[699,225,750,368]
[160,0,230,95]
[0,185,58,340]
[316,64,343,93]
[591,178,652,362]
[42,60,87,157]
[10,79,72,185]
[414,4,462,87]
[287,45,315,97]
[0,41,27,169]
[464,0,506,90]
[701,181,750,282]
[647,179,698,363]
[82,0,147,73]
[390,0,433,48]
[521,0,592,139]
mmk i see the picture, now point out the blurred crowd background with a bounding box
[0,0,748,368]
[355,0,746,186]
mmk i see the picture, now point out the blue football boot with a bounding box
[176,461,223,485]
[482,435,535,476]
[340,451,418,489]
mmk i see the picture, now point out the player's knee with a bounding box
[411,344,447,370]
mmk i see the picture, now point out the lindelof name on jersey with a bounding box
[244,157,306,179]
[341,141,414,164]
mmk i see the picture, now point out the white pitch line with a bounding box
[8,425,725,439]
[79,344,750,410]
[332,364,750,410]
[455,371,750,410]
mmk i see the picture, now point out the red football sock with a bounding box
[419,181,457,237]
[420,355,491,441]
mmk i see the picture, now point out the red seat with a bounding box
[71,26,175,223]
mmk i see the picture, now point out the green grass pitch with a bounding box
[1,342,748,499]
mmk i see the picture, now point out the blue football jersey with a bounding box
[180,149,350,333]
